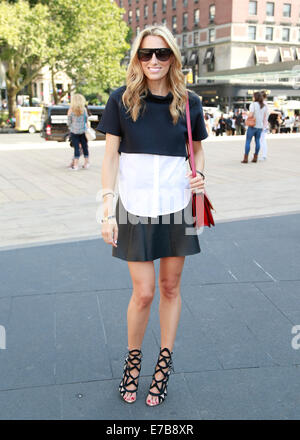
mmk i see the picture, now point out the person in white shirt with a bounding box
[241,91,268,163]
[258,91,270,161]
[98,25,208,407]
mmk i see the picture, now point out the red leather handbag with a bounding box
[186,92,215,228]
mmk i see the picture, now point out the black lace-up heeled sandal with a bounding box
[119,348,142,404]
[146,347,174,407]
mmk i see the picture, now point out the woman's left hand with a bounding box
[186,171,205,194]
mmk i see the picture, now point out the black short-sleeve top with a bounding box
[97,85,208,158]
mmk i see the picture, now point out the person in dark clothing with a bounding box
[216,114,226,136]
[235,111,244,136]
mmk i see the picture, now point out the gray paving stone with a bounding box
[60,374,202,420]
[183,285,276,369]
[0,297,11,326]
[0,239,132,297]
[184,366,300,420]
[55,292,112,384]
[254,281,300,315]
[231,307,300,366]
[0,385,61,420]
[0,295,56,390]
[60,379,136,420]
[179,242,234,285]
[206,239,272,282]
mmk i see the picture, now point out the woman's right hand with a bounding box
[101,218,118,248]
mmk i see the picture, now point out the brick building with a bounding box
[116,0,300,109]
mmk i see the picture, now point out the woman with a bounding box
[241,91,268,163]
[98,25,207,407]
[67,94,90,170]
[258,91,269,161]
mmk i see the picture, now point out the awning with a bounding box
[280,47,294,62]
[254,46,269,64]
[188,52,199,66]
[203,48,214,65]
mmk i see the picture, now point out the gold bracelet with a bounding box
[102,191,115,199]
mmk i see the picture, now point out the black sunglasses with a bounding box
[137,48,173,62]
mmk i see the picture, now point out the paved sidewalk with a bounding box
[0,133,300,249]
[0,213,300,419]
[0,133,300,419]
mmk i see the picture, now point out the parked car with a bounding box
[40,105,105,141]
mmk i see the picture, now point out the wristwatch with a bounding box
[196,170,205,180]
[101,215,116,223]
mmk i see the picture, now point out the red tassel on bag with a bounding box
[186,92,215,228]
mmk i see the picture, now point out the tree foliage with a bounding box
[0,0,129,115]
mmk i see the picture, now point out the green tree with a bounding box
[46,0,129,103]
[0,0,52,116]
[0,0,129,115]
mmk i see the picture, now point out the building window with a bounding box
[209,28,215,42]
[128,0,132,5]
[136,26,140,35]
[119,0,123,7]
[172,0,177,10]
[162,0,167,13]
[128,10,132,24]
[248,25,256,40]
[265,27,273,40]
[282,27,290,41]
[153,1,157,16]
[183,12,188,29]
[182,34,187,47]
[162,17,167,26]
[183,0,188,7]
[266,2,274,16]
[209,4,216,22]
[194,31,199,46]
[136,8,140,22]
[299,28,300,42]
[283,3,291,17]
[249,1,257,15]
[172,16,177,32]
[194,9,200,25]
[144,5,148,18]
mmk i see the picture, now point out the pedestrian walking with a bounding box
[224,116,233,136]
[98,25,208,407]
[67,94,90,170]
[241,91,268,163]
[231,115,236,136]
[283,116,294,134]
[235,110,244,136]
[215,114,226,136]
[258,91,270,161]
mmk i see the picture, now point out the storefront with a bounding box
[189,82,300,112]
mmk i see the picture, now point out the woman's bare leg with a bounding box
[122,260,156,402]
[147,256,185,406]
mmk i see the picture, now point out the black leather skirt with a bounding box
[112,196,201,262]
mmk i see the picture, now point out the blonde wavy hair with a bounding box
[122,25,187,125]
[70,94,86,116]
